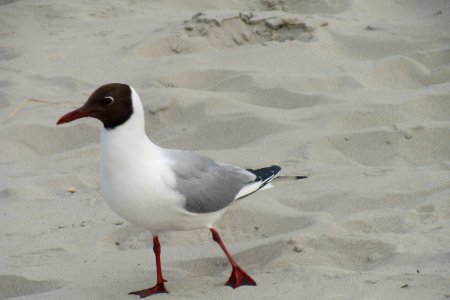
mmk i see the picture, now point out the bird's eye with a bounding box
[102,96,114,106]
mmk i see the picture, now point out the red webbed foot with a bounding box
[225,265,257,288]
[129,282,168,298]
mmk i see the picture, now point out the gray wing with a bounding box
[164,149,256,213]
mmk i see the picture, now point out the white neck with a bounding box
[100,86,159,161]
[103,86,146,138]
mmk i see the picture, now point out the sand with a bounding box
[1,0,450,299]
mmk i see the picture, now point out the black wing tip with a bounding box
[270,165,282,173]
[247,166,307,181]
[247,165,282,182]
[247,165,281,173]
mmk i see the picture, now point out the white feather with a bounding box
[99,87,225,233]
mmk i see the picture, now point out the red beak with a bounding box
[56,107,92,125]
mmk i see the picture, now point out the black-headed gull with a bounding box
[57,83,285,298]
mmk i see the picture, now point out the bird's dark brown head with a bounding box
[56,83,134,129]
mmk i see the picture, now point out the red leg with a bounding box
[210,228,257,288]
[129,235,168,298]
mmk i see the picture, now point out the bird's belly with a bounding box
[101,174,179,231]
[99,167,224,233]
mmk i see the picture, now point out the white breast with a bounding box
[98,87,225,233]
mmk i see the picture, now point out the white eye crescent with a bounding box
[104,96,115,106]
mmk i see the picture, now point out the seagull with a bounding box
[57,83,291,298]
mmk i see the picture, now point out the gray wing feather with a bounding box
[165,149,256,213]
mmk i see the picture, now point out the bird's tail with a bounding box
[246,165,282,189]
[235,166,307,200]
[247,166,308,183]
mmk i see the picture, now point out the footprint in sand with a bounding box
[0,124,98,163]
[0,47,19,61]
[284,236,395,271]
[0,275,62,300]
[408,204,439,225]
[307,126,450,167]
[342,214,410,234]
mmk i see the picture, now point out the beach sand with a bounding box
[1,0,450,299]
